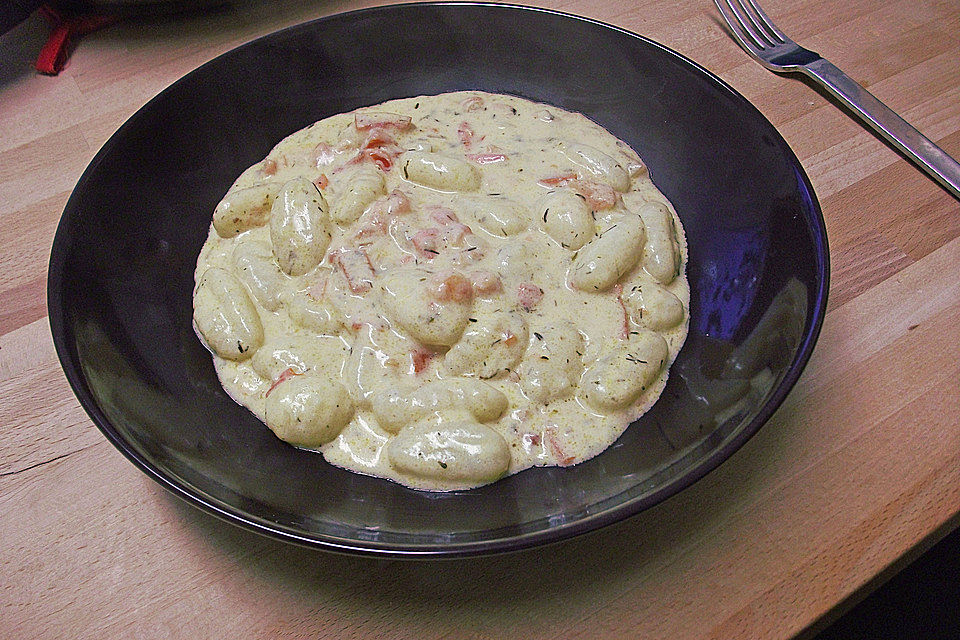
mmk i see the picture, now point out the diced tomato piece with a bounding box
[306,273,328,300]
[368,189,411,216]
[432,271,474,302]
[458,122,474,147]
[363,147,394,171]
[343,150,363,167]
[546,427,576,466]
[411,211,475,259]
[429,207,460,225]
[355,112,413,131]
[442,222,472,245]
[362,127,397,150]
[383,189,411,214]
[354,211,388,242]
[538,173,618,208]
[331,248,376,294]
[411,228,442,259]
[428,207,472,244]
[469,270,502,295]
[503,332,517,346]
[313,173,329,190]
[466,153,507,165]
[460,96,484,111]
[261,158,278,176]
[517,283,544,311]
[411,348,434,374]
[265,367,300,397]
[571,179,618,210]
[537,172,577,187]
[345,142,403,171]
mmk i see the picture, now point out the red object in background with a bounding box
[35,5,117,75]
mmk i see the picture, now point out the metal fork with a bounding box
[715,0,960,201]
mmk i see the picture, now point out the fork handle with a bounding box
[799,58,960,201]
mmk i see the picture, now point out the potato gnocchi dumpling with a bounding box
[330,164,386,224]
[269,177,332,276]
[370,377,508,433]
[442,305,528,379]
[517,322,584,404]
[570,214,646,292]
[233,241,287,311]
[458,196,528,237]
[557,141,632,192]
[213,182,282,238]
[400,151,481,192]
[264,375,355,447]
[387,416,511,483]
[538,189,595,251]
[193,267,263,360]
[193,91,688,491]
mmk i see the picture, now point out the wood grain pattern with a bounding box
[2,0,959,638]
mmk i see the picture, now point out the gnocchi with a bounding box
[621,272,685,330]
[558,141,631,192]
[250,335,349,381]
[580,331,670,411]
[570,214,646,291]
[387,417,511,485]
[193,91,688,491]
[458,196,528,237]
[213,182,282,238]
[265,375,354,447]
[269,178,333,277]
[400,151,480,192]
[330,164,386,224]
[283,284,344,335]
[538,189,595,250]
[637,201,681,284]
[370,378,508,433]
[233,241,286,311]
[442,306,528,379]
[518,322,584,403]
[379,267,471,347]
[193,267,263,360]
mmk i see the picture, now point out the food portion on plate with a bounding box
[192,91,689,490]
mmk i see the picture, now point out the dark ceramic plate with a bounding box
[48,2,828,557]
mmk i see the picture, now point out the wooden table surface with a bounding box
[2,0,958,637]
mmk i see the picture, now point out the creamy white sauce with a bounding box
[193,91,689,491]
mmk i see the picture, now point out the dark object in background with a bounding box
[0,0,227,74]
[0,0,218,34]
[1,0,42,33]
[32,5,117,74]
[47,3,828,557]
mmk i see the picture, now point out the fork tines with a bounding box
[716,0,786,52]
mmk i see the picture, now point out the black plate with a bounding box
[48,2,829,557]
